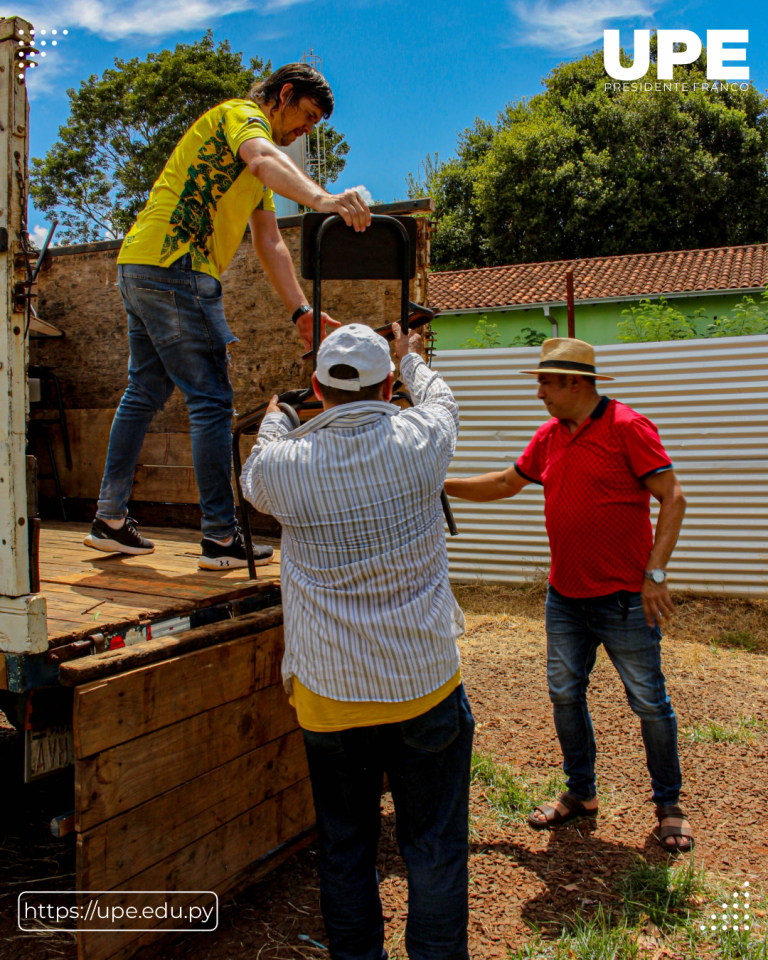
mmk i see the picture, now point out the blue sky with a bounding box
[4,0,768,243]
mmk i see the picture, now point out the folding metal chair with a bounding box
[232,213,457,579]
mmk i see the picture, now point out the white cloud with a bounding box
[31,224,50,247]
[7,0,312,41]
[346,184,374,205]
[24,52,75,101]
[512,0,659,51]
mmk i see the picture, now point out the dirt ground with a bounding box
[3,586,768,960]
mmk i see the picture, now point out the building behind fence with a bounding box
[435,336,768,596]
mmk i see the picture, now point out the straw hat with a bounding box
[520,338,615,381]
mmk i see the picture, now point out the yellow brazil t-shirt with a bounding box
[118,99,277,280]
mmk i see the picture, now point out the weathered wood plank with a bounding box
[77,727,308,889]
[75,680,296,831]
[60,606,283,685]
[77,778,315,960]
[131,464,199,503]
[73,626,283,758]
[43,568,264,604]
[32,410,259,503]
[81,818,317,960]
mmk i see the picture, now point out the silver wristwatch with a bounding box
[644,569,667,584]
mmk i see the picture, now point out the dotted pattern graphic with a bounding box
[14,24,69,83]
[700,882,752,933]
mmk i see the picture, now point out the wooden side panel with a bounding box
[78,778,315,960]
[77,727,308,890]
[96,829,317,960]
[76,681,296,831]
[73,627,282,758]
[73,619,315,960]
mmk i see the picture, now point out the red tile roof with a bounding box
[428,244,768,312]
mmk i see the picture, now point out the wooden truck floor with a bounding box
[40,522,282,647]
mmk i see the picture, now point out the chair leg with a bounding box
[50,370,72,470]
[42,429,67,522]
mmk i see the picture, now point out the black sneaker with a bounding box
[198,528,275,570]
[84,517,155,555]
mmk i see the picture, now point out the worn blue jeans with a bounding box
[545,585,682,806]
[301,684,475,960]
[96,255,239,539]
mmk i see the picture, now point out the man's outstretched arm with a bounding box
[444,464,530,502]
[249,210,339,353]
[239,138,371,232]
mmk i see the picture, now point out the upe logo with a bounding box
[604,30,749,81]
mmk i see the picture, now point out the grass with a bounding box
[682,715,766,744]
[471,751,565,822]
[450,582,768,655]
[556,908,641,959]
[508,910,642,960]
[618,855,704,931]
[713,630,759,652]
[506,865,768,960]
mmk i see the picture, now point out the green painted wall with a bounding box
[430,291,753,350]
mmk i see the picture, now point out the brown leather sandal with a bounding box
[527,791,599,830]
[655,804,694,852]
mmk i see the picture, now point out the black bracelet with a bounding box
[292,304,312,324]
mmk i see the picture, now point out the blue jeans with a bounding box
[545,585,682,806]
[301,684,475,960]
[96,255,239,539]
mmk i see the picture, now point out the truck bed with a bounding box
[40,522,281,648]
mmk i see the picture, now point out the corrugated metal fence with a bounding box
[433,336,768,595]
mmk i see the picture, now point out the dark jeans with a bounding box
[96,255,239,539]
[301,684,475,960]
[545,585,682,806]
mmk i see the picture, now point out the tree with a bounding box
[306,122,349,190]
[30,33,350,243]
[616,296,702,342]
[423,42,768,271]
[405,151,441,199]
[616,290,768,342]
[460,316,501,349]
[705,290,768,337]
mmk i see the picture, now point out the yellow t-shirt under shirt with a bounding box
[290,669,462,733]
[118,99,276,280]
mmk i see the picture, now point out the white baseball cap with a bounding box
[315,323,395,392]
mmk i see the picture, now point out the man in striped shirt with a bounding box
[241,322,474,960]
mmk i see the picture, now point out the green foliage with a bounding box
[425,42,768,271]
[460,316,501,349]
[509,327,548,347]
[706,290,768,337]
[616,296,703,342]
[617,289,768,343]
[405,151,442,200]
[306,121,349,190]
[460,317,549,349]
[30,33,348,243]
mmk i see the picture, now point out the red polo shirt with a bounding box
[515,397,672,598]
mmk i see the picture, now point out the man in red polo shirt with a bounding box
[444,338,692,852]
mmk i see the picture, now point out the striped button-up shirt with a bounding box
[240,353,464,702]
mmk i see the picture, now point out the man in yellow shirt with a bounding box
[241,322,474,960]
[85,63,370,568]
